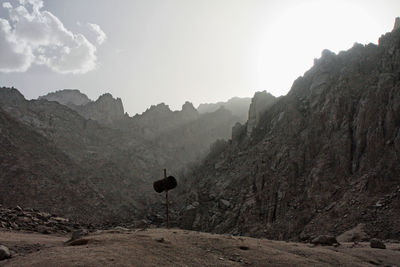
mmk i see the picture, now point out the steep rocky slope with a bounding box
[0,88,160,223]
[178,26,400,241]
[0,108,111,223]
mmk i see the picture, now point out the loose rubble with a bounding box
[0,205,91,234]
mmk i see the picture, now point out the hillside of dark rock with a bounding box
[0,108,113,223]
[177,26,400,241]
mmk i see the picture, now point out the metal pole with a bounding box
[166,190,169,228]
[164,169,169,228]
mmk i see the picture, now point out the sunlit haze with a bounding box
[0,0,399,115]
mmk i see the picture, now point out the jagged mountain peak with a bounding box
[39,89,91,106]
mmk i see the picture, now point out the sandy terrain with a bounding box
[0,228,399,266]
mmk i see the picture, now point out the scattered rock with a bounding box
[0,245,11,260]
[67,229,89,243]
[154,237,165,243]
[67,239,90,246]
[370,238,386,249]
[0,205,85,235]
[311,235,339,246]
[219,199,231,208]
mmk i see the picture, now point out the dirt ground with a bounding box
[0,228,399,266]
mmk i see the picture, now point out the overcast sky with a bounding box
[0,0,399,115]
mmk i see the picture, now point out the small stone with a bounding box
[219,199,231,208]
[370,238,386,249]
[0,245,11,260]
[154,237,164,243]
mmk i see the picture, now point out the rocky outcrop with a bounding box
[198,97,251,122]
[178,23,400,241]
[394,17,400,31]
[39,89,91,106]
[246,91,276,136]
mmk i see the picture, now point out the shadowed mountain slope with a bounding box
[178,26,400,241]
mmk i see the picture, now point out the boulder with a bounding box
[0,245,11,260]
[370,238,386,249]
[337,224,369,242]
[311,235,339,246]
[67,229,89,243]
[219,199,231,209]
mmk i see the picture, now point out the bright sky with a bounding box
[0,0,399,115]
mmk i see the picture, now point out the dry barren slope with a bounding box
[0,228,399,266]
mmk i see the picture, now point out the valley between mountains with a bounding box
[1,18,400,266]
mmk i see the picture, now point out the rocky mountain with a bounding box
[198,97,252,122]
[178,24,400,241]
[0,87,163,223]
[0,84,244,225]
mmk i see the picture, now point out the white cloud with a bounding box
[0,18,34,72]
[2,2,12,9]
[0,0,105,74]
[88,23,106,45]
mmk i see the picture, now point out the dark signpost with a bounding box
[153,169,177,228]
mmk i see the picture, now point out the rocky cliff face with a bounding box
[178,26,400,241]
